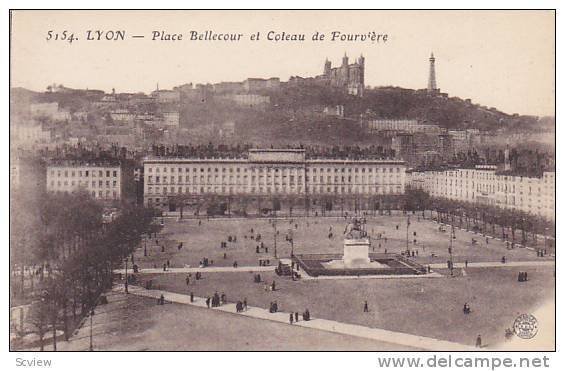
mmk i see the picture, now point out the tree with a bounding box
[26,299,49,351]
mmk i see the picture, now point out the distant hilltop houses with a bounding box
[173,53,367,97]
[10,52,554,172]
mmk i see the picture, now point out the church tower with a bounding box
[427,52,438,92]
[358,54,365,85]
[324,58,332,77]
[342,52,349,67]
[342,52,350,85]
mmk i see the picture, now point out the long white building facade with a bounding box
[143,149,406,209]
[409,165,555,221]
[46,161,123,200]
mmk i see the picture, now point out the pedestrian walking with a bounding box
[295,312,299,322]
[363,300,369,313]
[206,297,210,308]
[289,313,294,324]
[190,292,194,303]
[243,298,248,311]
[186,275,190,285]
[476,334,482,348]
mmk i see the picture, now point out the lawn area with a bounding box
[43,292,416,351]
[146,266,554,349]
[132,216,552,271]
[126,216,554,350]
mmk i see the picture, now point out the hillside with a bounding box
[10,84,552,147]
[178,84,548,145]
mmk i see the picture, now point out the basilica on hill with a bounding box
[287,53,365,97]
[320,53,365,97]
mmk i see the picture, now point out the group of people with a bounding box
[518,271,528,282]
[401,250,419,258]
[186,271,202,283]
[235,299,248,312]
[200,257,213,267]
[463,302,471,314]
[269,301,279,313]
[206,291,227,308]
[220,235,238,249]
[256,243,268,254]
[264,280,277,291]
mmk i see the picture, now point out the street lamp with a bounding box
[89,309,95,351]
[273,220,278,259]
[124,258,129,294]
[288,229,295,281]
[406,215,410,252]
[448,225,454,276]
[544,227,548,251]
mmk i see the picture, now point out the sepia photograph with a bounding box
[8,9,555,355]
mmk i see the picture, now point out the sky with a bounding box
[10,10,555,116]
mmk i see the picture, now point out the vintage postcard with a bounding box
[9,10,555,354]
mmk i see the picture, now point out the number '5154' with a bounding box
[46,30,76,43]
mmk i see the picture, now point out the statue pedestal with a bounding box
[343,238,371,267]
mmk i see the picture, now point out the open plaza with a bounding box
[100,213,555,351]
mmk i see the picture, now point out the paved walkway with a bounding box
[115,284,474,351]
[432,220,554,255]
[429,260,555,269]
[302,272,443,280]
[115,265,276,275]
[116,259,554,277]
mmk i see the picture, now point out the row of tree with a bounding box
[10,190,159,350]
[404,188,555,244]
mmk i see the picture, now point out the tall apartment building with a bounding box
[409,166,555,221]
[11,125,52,148]
[366,119,441,134]
[46,160,123,201]
[143,149,406,210]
